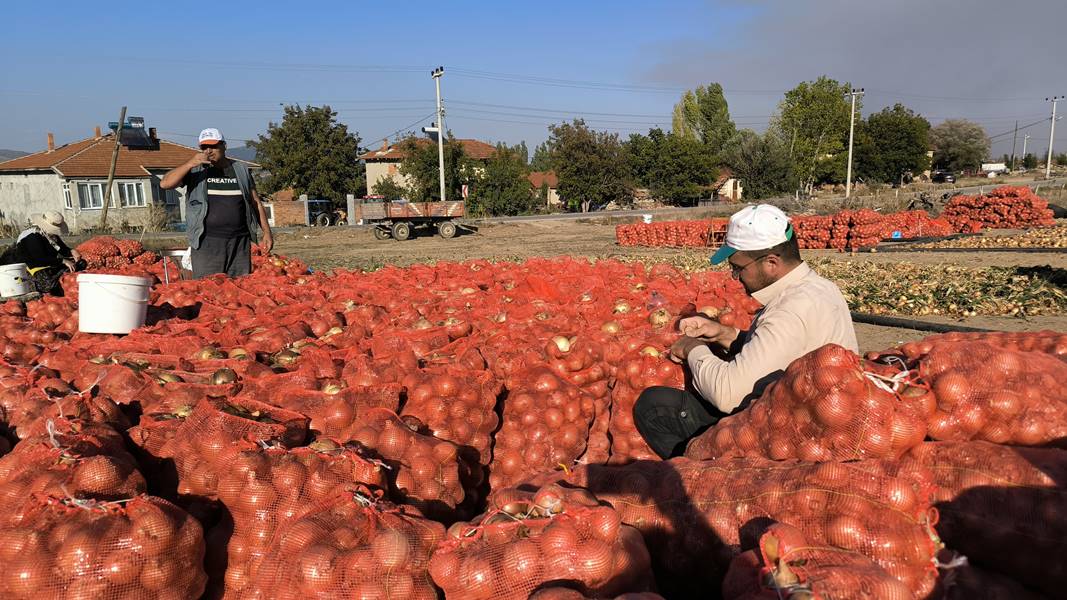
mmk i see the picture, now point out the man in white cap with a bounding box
[160,128,273,278]
[633,204,858,458]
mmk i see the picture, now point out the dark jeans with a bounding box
[192,236,251,279]
[633,386,728,459]
[30,266,69,296]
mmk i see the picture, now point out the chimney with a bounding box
[47,133,55,152]
[380,140,388,151]
[94,126,102,138]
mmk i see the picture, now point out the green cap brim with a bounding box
[709,245,737,265]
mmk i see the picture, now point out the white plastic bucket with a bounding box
[0,263,32,298]
[642,214,653,224]
[77,273,152,334]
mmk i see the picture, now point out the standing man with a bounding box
[161,128,273,278]
[633,204,858,458]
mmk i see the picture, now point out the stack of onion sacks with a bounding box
[608,345,684,463]
[545,335,612,465]
[400,366,501,467]
[429,483,653,600]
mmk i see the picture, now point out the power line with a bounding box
[362,112,437,145]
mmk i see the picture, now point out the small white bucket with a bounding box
[0,263,32,298]
[77,273,152,334]
[642,214,653,224]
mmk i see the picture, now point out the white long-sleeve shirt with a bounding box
[687,262,858,413]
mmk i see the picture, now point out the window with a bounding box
[77,182,104,209]
[63,183,73,209]
[118,181,146,207]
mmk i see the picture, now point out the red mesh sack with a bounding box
[0,494,206,600]
[546,457,940,598]
[491,366,597,490]
[151,396,309,498]
[686,344,930,462]
[5,388,130,440]
[868,330,1067,363]
[546,335,612,465]
[721,522,913,600]
[211,440,390,598]
[0,420,145,525]
[905,441,1067,595]
[400,367,501,465]
[609,347,684,464]
[269,383,402,440]
[246,488,444,600]
[915,341,1067,445]
[430,484,653,600]
[349,408,468,519]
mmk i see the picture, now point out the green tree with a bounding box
[396,134,474,202]
[854,104,931,184]
[625,128,717,205]
[370,177,406,200]
[671,83,737,155]
[530,141,553,171]
[1057,152,1067,167]
[514,141,530,165]
[467,146,535,216]
[722,129,795,200]
[772,76,855,191]
[929,119,990,173]
[548,119,631,212]
[249,104,365,202]
[1022,153,1038,169]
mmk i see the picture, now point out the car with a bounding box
[931,170,956,184]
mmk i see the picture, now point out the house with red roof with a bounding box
[527,170,561,207]
[0,118,257,231]
[358,137,497,198]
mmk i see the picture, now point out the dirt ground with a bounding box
[266,219,1066,353]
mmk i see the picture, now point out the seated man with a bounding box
[633,204,858,458]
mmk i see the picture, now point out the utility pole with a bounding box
[1010,120,1019,172]
[844,88,864,198]
[1046,96,1063,179]
[431,66,447,203]
[100,105,127,230]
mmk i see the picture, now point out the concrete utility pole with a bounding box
[844,88,864,198]
[1046,96,1063,179]
[1023,133,1031,163]
[431,66,447,203]
[1010,120,1019,172]
[100,105,127,229]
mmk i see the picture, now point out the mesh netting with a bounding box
[609,348,685,464]
[905,440,1067,596]
[399,366,501,466]
[267,382,403,441]
[0,494,206,599]
[544,457,940,598]
[210,440,390,598]
[686,344,929,462]
[721,522,914,600]
[246,488,444,600]
[491,366,597,490]
[430,483,653,600]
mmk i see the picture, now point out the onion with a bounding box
[639,346,660,358]
[195,346,224,360]
[648,308,671,328]
[600,321,622,334]
[228,347,251,360]
[211,368,238,385]
[613,300,631,314]
[550,336,574,353]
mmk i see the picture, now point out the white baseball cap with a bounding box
[710,204,793,264]
[198,128,225,146]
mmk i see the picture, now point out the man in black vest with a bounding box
[161,128,273,278]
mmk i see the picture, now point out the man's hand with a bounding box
[188,152,211,167]
[62,259,76,272]
[669,336,706,364]
[678,315,740,347]
[260,233,274,255]
[71,249,82,262]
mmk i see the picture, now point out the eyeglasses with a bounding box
[199,144,223,150]
[728,253,774,278]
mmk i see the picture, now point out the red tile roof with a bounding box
[711,168,735,191]
[0,134,257,177]
[527,170,558,189]
[359,138,497,161]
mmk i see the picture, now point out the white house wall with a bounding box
[0,172,65,228]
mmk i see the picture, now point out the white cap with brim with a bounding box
[710,204,793,264]
[33,211,69,236]
[198,128,225,146]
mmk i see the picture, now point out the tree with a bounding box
[722,129,795,200]
[625,128,717,205]
[530,141,553,171]
[1023,153,1039,169]
[370,177,405,200]
[772,77,854,192]
[249,105,365,203]
[548,119,631,212]
[514,141,530,165]
[467,146,535,216]
[396,134,473,202]
[929,119,990,173]
[671,83,737,155]
[854,104,931,184]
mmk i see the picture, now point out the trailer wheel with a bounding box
[373,226,391,240]
[391,222,412,241]
[437,221,457,239]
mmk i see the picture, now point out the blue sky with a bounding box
[3,0,1064,157]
